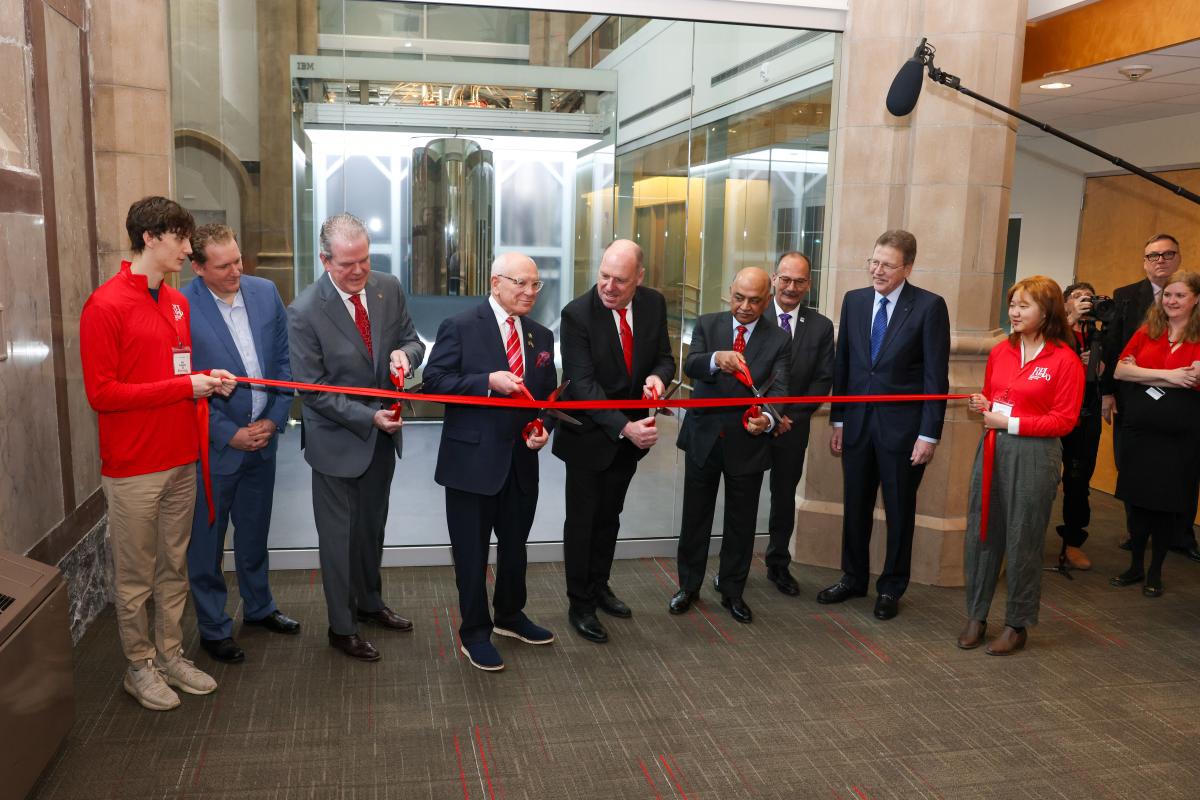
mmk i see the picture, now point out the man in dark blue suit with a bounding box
[819,230,950,620]
[424,252,557,672]
[184,225,300,663]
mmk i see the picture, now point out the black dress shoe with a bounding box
[1118,538,1133,551]
[721,596,753,623]
[816,581,867,604]
[328,629,381,662]
[568,609,609,643]
[669,589,699,615]
[767,566,801,596]
[356,606,414,631]
[597,585,632,619]
[1109,570,1144,587]
[243,610,301,635]
[200,637,245,663]
[874,594,899,620]
[1187,547,1200,563]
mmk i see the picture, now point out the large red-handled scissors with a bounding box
[388,372,421,421]
[644,381,681,423]
[517,380,582,440]
[731,363,781,427]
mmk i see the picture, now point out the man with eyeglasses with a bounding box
[758,252,834,596]
[288,213,426,662]
[553,239,675,644]
[818,230,950,620]
[424,252,558,671]
[1101,233,1200,560]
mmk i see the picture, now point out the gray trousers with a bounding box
[964,432,1062,628]
[312,434,395,635]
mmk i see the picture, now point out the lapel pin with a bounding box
[799,316,805,323]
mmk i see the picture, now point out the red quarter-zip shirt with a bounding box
[80,261,199,477]
[982,338,1084,438]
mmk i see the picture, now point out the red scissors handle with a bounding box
[742,404,762,432]
[389,372,405,421]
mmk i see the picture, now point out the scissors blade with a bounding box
[547,379,571,403]
[546,408,583,426]
[748,376,782,420]
[652,380,681,417]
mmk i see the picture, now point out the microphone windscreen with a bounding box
[886,57,925,117]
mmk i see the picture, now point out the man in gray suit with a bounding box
[287,213,426,661]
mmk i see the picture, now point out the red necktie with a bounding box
[734,325,747,353]
[617,307,633,375]
[349,294,372,357]
[505,316,524,378]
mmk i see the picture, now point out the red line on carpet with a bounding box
[1039,599,1127,648]
[642,558,674,591]
[309,568,317,589]
[475,725,497,800]
[639,759,663,800]
[693,600,735,644]
[449,606,463,657]
[190,695,222,788]
[659,754,690,800]
[433,607,447,659]
[366,667,376,733]
[454,734,470,800]
[827,613,890,663]
[812,613,869,659]
[483,726,506,800]
[521,681,552,762]
[850,785,871,800]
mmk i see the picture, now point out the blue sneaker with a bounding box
[460,640,505,671]
[493,617,555,645]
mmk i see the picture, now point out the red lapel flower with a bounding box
[535,350,552,368]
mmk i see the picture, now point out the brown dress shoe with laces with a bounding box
[956,619,987,650]
[985,625,1027,656]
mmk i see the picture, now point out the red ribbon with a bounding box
[979,428,997,543]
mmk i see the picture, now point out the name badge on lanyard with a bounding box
[173,346,192,376]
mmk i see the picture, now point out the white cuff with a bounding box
[917,435,939,445]
[1007,417,1020,436]
[832,421,844,428]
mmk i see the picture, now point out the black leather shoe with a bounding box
[1109,570,1144,587]
[597,585,632,619]
[669,589,699,615]
[200,637,245,663]
[721,596,753,624]
[1143,582,1165,598]
[1118,538,1132,551]
[874,594,899,620]
[816,581,867,604]
[568,609,609,643]
[328,629,381,662]
[767,566,801,596]
[356,606,414,631]
[1187,547,1200,563]
[243,610,301,635]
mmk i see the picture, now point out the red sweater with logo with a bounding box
[982,338,1084,438]
[80,261,198,477]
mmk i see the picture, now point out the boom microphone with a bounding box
[886,38,929,117]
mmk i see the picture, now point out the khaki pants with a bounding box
[102,463,196,663]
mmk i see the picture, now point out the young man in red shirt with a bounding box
[81,196,235,711]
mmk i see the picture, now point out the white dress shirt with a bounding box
[488,295,525,373]
[209,288,266,421]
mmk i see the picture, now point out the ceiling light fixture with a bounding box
[1118,64,1152,81]
[1039,81,1072,90]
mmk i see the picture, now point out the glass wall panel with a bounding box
[169,0,836,555]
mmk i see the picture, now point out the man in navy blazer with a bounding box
[184,225,300,664]
[819,230,950,620]
[423,252,557,672]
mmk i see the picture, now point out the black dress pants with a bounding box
[676,437,764,599]
[562,445,639,614]
[766,423,811,570]
[1057,409,1101,547]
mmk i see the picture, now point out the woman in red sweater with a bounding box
[1110,270,1200,597]
[959,276,1084,656]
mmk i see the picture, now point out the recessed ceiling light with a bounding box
[1039,82,1072,90]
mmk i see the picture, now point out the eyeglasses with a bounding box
[866,258,904,272]
[774,275,811,288]
[1144,251,1178,262]
[495,274,544,292]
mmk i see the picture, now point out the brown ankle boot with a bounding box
[985,626,1027,656]
[956,619,987,650]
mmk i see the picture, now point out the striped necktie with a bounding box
[505,316,524,378]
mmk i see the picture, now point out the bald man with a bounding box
[669,268,791,624]
[554,240,676,643]
[423,252,558,672]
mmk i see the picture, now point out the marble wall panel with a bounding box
[57,519,115,644]
[0,212,66,553]
[0,42,34,172]
[0,0,24,41]
[45,8,101,500]
[89,0,170,91]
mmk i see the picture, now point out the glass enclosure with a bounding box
[169,1,837,556]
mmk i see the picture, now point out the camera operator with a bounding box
[1055,282,1104,569]
[1102,234,1200,561]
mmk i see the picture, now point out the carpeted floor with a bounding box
[30,492,1200,800]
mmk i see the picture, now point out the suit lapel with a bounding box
[319,274,373,367]
[876,283,915,362]
[481,302,510,372]
[366,274,386,374]
[190,281,247,374]
[241,280,268,370]
[790,306,810,358]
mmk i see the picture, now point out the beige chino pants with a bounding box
[101,462,196,663]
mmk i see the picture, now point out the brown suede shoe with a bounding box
[1064,546,1091,570]
[985,626,1027,656]
[956,619,987,650]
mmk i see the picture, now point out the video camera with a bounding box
[1080,294,1116,326]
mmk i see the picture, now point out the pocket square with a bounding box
[535,351,552,368]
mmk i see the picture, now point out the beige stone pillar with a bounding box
[793,0,1026,587]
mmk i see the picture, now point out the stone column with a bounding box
[793,0,1026,587]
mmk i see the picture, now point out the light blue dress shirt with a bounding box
[210,288,266,422]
